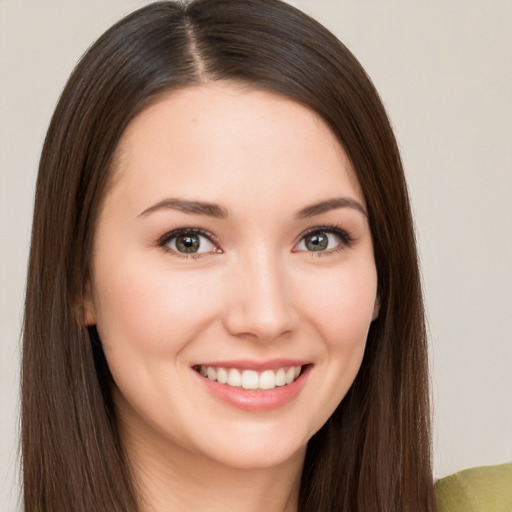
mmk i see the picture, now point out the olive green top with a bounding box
[436,463,512,512]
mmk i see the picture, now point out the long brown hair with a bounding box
[22,1,437,510]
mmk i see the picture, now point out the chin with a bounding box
[184,417,313,470]
[202,437,307,471]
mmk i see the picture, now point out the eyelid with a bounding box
[158,227,222,257]
[292,224,355,254]
[156,224,354,257]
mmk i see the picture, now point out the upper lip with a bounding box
[192,359,310,371]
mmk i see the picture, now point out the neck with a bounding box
[122,418,305,512]
[132,440,304,512]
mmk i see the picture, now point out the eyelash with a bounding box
[294,224,355,256]
[157,224,355,258]
[157,227,221,259]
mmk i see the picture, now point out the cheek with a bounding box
[298,260,377,359]
[288,260,377,436]
[92,260,220,356]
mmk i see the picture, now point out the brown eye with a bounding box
[176,234,200,253]
[164,231,216,255]
[304,233,329,251]
[294,228,351,254]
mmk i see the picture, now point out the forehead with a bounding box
[108,83,365,213]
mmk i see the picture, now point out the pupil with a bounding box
[176,235,199,253]
[306,233,328,251]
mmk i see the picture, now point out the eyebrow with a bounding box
[138,198,228,219]
[138,196,367,220]
[296,197,367,218]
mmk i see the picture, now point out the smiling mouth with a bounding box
[193,365,307,391]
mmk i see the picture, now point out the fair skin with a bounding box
[85,83,379,512]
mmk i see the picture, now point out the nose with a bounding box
[222,250,299,343]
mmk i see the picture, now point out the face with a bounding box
[85,83,379,470]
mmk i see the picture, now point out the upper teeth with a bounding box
[199,365,302,390]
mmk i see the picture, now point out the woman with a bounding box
[22,0,436,510]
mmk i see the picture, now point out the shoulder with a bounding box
[436,462,512,512]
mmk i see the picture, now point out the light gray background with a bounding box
[1,1,511,510]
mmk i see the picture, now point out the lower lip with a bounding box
[195,366,311,412]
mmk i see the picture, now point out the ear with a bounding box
[372,295,381,321]
[77,281,97,326]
